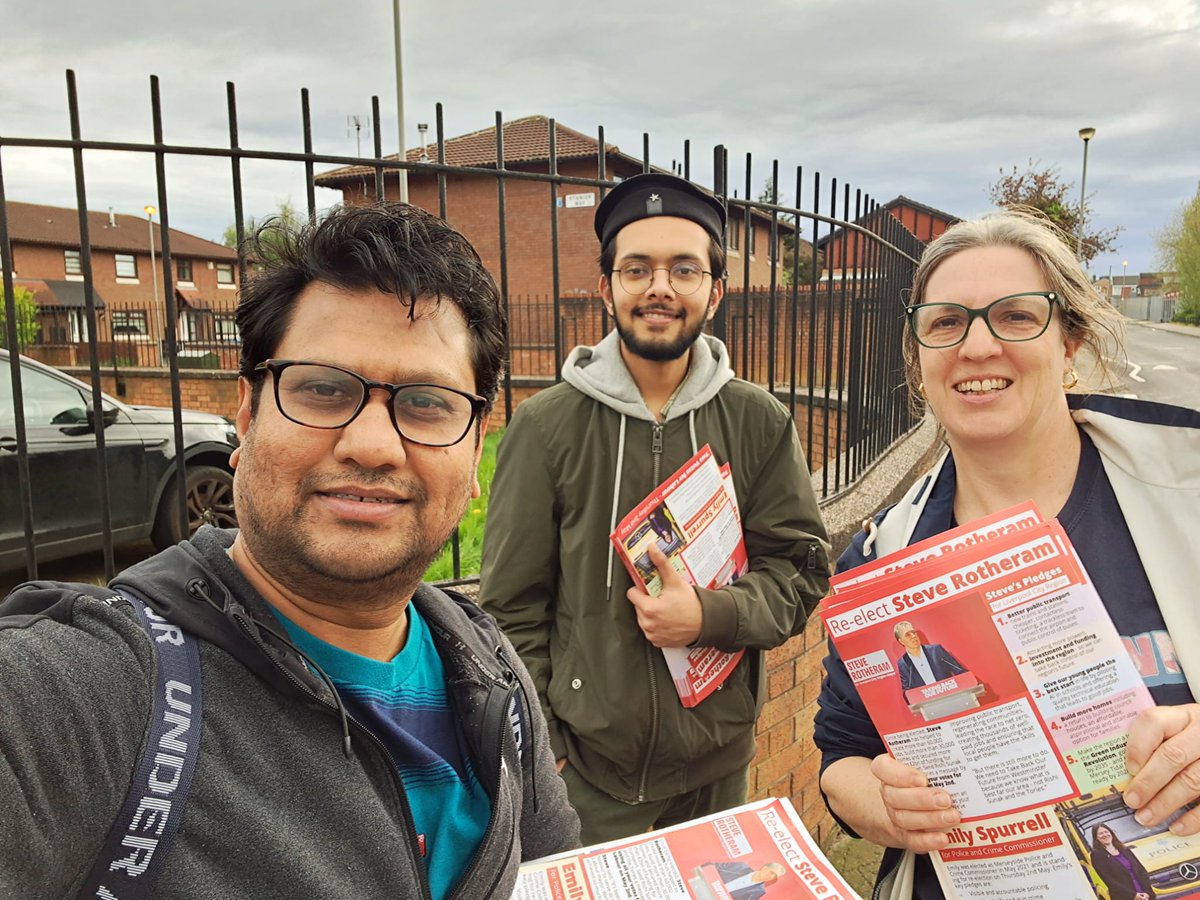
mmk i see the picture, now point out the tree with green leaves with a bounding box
[222,199,303,264]
[1156,185,1200,325]
[989,160,1121,265]
[0,284,39,350]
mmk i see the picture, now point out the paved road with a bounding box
[1111,321,1200,410]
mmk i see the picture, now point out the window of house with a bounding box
[64,249,82,276]
[111,310,149,336]
[748,223,756,256]
[728,222,740,252]
[216,262,235,285]
[177,258,193,283]
[215,314,241,343]
[115,254,138,279]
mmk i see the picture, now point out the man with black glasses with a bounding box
[481,173,830,843]
[0,203,579,899]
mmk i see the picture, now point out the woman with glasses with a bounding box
[814,210,1200,900]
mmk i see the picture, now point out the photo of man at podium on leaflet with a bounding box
[894,620,967,695]
[692,861,788,900]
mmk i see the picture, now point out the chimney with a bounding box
[108,208,116,227]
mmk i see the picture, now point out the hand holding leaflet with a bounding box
[870,753,961,854]
[821,503,1200,899]
[610,445,747,707]
[1123,701,1200,834]
[627,544,704,648]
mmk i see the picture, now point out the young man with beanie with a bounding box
[481,173,830,843]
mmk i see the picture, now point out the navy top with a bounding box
[814,429,1193,899]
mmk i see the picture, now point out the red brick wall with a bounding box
[341,159,636,299]
[750,614,836,841]
[726,207,788,290]
[336,166,788,312]
[59,366,241,420]
[11,243,237,309]
[890,205,952,242]
[825,202,951,270]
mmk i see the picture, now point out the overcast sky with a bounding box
[3,0,1197,279]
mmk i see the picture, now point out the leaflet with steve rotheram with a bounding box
[823,503,1200,899]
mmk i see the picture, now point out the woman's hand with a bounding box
[870,754,961,852]
[1124,703,1200,834]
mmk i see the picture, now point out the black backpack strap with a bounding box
[77,589,203,900]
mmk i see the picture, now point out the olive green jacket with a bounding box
[480,332,830,804]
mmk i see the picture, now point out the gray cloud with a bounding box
[3,0,1196,273]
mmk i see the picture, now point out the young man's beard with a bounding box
[613,308,709,362]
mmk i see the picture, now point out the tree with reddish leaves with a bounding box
[989,160,1122,265]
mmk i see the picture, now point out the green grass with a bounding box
[423,427,502,582]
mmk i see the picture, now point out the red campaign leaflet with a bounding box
[512,797,861,900]
[820,507,1200,899]
[827,500,1044,596]
[610,444,747,708]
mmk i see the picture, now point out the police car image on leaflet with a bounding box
[1056,785,1200,898]
[1,349,238,570]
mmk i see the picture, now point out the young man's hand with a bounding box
[626,545,703,647]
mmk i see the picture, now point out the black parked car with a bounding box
[1,349,238,571]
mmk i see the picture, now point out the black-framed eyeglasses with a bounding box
[906,292,1060,349]
[615,261,713,296]
[253,360,486,447]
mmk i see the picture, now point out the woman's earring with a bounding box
[917,382,926,397]
[1062,369,1079,390]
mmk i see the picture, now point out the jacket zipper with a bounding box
[450,677,520,899]
[231,613,435,900]
[637,422,667,802]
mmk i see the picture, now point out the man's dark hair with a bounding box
[598,234,727,282]
[237,202,506,412]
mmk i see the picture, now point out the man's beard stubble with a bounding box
[612,297,712,362]
[232,442,466,606]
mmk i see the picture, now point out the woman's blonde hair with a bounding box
[903,208,1125,405]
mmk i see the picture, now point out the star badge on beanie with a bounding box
[594,173,726,246]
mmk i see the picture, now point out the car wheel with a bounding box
[151,465,237,549]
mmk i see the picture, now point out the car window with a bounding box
[0,363,89,427]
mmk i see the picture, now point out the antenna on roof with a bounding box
[347,114,372,157]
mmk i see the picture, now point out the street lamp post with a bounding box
[1077,127,1096,262]
[392,0,409,202]
[1123,260,1129,300]
[144,205,159,310]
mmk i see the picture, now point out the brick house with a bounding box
[819,195,960,275]
[314,116,789,297]
[3,201,240,366]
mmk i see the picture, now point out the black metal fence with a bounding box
[1,70,924,582]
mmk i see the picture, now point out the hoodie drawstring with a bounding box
[606,414,628,590]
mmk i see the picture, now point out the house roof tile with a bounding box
[315,116,636,185]
[5,201,237,260]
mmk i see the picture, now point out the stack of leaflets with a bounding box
[821,502,1200,899]
[610,445,747,708]
[513,797,861,899]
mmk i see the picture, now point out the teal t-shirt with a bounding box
[275,603,492,899]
